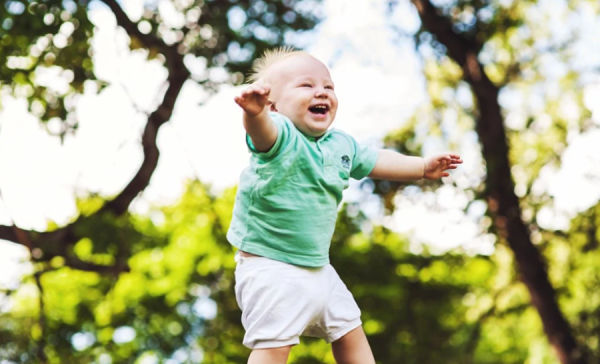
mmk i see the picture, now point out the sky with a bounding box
[1,0,600,292]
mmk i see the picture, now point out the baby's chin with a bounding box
[295,120,334,138]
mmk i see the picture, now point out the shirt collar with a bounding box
[303,129,331,142]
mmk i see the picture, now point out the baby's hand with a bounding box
[424,153,463,179]
[234,84,271,117]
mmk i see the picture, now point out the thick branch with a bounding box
[100,0,165,51]
[1,0,190,271]
[102,67,189,215]
[410,0,585,363]
[410,0,481,66]
[0,224,77,252]
[100,0,191,216]
[64,255,130,274]
[0,225,20,244]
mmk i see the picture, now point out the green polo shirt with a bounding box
[227,113,379,267]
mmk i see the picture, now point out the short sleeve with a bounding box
[349,137,379,180]
[246,113,291,160]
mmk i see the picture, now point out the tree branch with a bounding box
[0,225,130,273]
[0,224,80,255]
[64,255,130,274]
[0,225,20,245]
[100,0,165,51]
[1,0,189,273]
[34,271,48,364]
[101,68,189,216]
[409,0,585,363]
[99,0,191,216]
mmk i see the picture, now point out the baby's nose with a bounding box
[315,88,328,97]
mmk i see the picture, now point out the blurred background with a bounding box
[1,0,600,363]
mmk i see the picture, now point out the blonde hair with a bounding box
[247,46,306,84]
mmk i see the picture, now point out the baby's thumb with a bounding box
[234,96,246,108]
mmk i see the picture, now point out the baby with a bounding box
[227,47,462,364]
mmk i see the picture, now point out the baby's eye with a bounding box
[325,85,334,90]
[300,83,312,88]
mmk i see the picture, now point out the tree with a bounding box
[3,0,600,363]
[381,0,600,362]
[0,0,319,362]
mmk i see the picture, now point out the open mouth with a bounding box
[309,104,329,115]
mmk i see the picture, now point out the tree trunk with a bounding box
[410,0,584,362]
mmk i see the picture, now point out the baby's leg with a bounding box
[331,326,375,364]
[248,346,292,364]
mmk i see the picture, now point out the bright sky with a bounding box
[1,0,600,290]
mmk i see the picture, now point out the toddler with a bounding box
[227,47,462,364]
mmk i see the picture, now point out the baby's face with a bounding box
[266,55,337,137]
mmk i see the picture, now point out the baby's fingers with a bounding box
[259,85,271,95]
[241,85,270,98]
[449,154,463,163]
[234,95,245,106]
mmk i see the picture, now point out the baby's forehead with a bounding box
[265,55,332,83]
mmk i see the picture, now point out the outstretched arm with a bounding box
[368,150,462,181]
[234,84,277,152]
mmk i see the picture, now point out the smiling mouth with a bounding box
[309,105,329,115]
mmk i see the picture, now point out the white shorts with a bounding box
[234,254,362,349]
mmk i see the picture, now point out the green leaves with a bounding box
[1,0,95,137]
[388,0,600,362]
[0,0,319,137]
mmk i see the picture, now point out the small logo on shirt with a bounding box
[341,155,351,170]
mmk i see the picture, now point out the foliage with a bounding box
[1,0,600,363]
[0,182,512,363]
[0,0,321,362]
[0,0,96,135]
[0,182,234,363]
[382,0,600,362]
[0,0,319,137]
[4,180,594,363]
